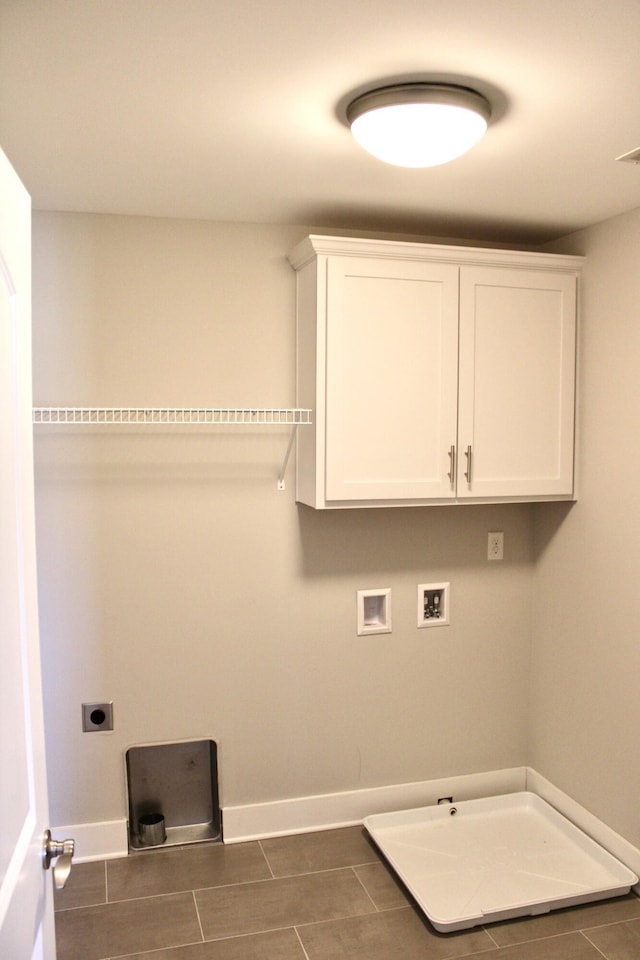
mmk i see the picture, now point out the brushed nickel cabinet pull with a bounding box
[464,444,473,487]
[448,445,456,490]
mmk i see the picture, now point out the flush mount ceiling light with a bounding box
[346,82,492,168]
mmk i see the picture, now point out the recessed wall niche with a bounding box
[126,739,220,850]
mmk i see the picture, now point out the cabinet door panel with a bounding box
[458,268,576,498]
[325,257,458,501]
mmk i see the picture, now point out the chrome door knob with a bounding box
[43,829,75,890]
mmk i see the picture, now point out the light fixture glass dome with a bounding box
[347,83,491,168]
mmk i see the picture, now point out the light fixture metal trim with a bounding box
[346,82,492,168]
[346,83,491,127]
[616,146,640,165]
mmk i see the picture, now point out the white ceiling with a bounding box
[2,0,640,244]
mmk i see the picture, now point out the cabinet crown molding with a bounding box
[288,234,583,275]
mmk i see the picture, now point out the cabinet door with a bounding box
[324,256,459,502]
[457,267,576,499]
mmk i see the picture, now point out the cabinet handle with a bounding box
[447,445,456,490]
[464,444,472,488]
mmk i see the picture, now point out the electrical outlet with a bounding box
[487,532,504,561]
[82,701,114,732]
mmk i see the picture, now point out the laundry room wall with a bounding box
[531,205,640,849]
[32,212,534,834]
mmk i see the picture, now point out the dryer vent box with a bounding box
[126,739,221,850]
[357,588,392,635]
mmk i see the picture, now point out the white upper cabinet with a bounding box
[289,235,581,509]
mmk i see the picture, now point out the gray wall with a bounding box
[32,213,533,828]
[531,206,640,848]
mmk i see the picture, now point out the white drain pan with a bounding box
[364,792,637,932]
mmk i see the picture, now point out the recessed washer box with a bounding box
[417,582,449,628]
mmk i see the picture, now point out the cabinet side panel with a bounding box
[295,260,322,506]
[458,268,576,498]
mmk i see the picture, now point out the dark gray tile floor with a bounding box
[54,825,640,960]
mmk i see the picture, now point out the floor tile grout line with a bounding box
[99,937,208,960]
[350,865,381,912]
[424,943,497,960]
[289,904,412,934]
[54,898,108,914]
[486,927,604,949]
[104,859,109,904]
[576,912,640,933]
[257,839,276,879]
[580,929,612,960]
[294,925,312,960]
[272,857,381,875]
[201,920,309,943]
[55,888,206,912]
[481,923,501,948]
[191,907,412,947]
[192,889,206,944]
[240,857,382,881]
[196,863,372,889]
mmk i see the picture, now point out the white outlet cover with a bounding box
[488,532,504,561]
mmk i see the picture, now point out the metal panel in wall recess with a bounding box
[126,739,221,851]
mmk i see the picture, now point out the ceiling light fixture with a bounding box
[346,82,492,168]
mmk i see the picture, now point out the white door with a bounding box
[0,148,57,958]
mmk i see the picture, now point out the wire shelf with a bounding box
[32,407,312,489]
[33,407,312,426]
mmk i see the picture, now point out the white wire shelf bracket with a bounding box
[32,407,312,490]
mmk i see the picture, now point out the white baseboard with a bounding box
[59,765,640,890]
[52,819,128,864]
[221,767,526,843]
[56,769,526,861]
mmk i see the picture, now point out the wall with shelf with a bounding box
[32,212,534,833]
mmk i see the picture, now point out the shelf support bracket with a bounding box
[277,425,298,491]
